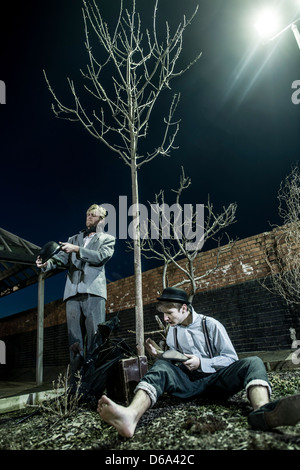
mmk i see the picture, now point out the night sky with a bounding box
[1,0,300,318]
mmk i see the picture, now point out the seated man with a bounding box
[97,287,300,438]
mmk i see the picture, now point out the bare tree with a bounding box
[264,165,300,304]
[43,0,201,355]
[139,167,237,301]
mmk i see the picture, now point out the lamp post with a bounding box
[291,22,300,49]
[255,12,300,50]
[267,17,300,50]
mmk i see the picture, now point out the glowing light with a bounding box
[254,10,280,38]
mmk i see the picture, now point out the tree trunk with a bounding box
[43,0,202,356]
[131,160,144,355]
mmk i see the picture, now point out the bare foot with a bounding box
[97,395,137,438]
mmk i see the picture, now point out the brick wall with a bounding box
[1,225,299,377]
[105,226,277,313]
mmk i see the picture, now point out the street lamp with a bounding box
[255,10,300,50]
[255,10,280,38]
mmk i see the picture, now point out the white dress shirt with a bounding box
[166,307,238,373]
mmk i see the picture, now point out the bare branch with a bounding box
[44,0,201,167]
[262,165,300,304]
[138,167,237,298]
[43,0,201,355]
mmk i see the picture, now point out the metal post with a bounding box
[266,16,300,51]
[291,24,300,50]
[36,272,45,386]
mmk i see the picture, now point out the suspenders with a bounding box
[202,316,214,359]
[173,315,214,359]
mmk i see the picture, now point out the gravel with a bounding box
[0,370,300,451]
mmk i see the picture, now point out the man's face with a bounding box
[160,304,189,326]
[86,210,101,229]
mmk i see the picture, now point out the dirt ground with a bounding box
[0,370,300,451]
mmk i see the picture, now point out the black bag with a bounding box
[76,316,134,403]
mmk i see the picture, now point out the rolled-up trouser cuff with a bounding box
[246,379,272,398]
[134,381,157,407]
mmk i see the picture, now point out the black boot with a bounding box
[248,394,300,431]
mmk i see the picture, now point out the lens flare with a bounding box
[254,10,280,38]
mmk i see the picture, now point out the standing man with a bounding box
[36,204,115,379]
[97,287,300,437]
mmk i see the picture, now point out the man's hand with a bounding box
[183,354,201,371]
[145,338,163,358]
[59,242,79,254]
[36,256,48,269]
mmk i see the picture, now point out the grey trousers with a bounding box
[66,293,106,375]
[136,356,271,407]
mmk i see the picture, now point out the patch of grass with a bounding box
[268,371,300,399]
[36,366,83,420]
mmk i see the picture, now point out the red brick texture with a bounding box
[0,226,284,338]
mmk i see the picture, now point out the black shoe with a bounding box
[248,394,300,431]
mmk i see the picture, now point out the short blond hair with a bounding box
[86,204,107,219]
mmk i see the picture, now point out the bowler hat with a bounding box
[39,241,62,263]
[157,287,190,304]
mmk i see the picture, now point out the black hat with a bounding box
[39,241,61,263]
[157,287,190,304]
